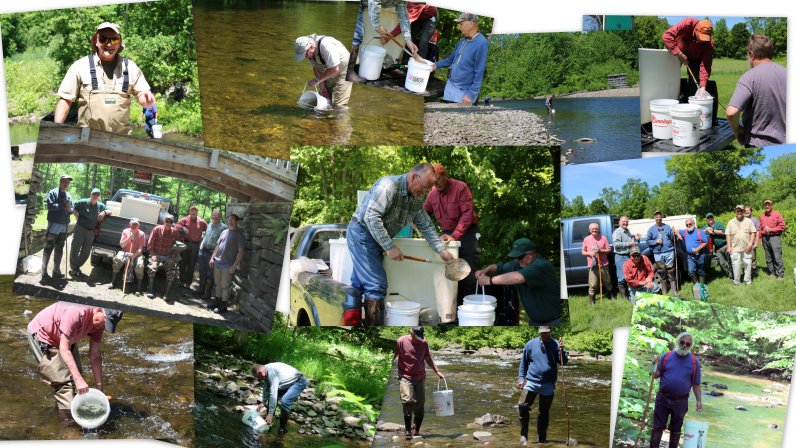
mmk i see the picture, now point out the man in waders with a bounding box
[27,302,122,419]
[517,326,568,446]
[650,332,702,448]
[295,34,353,108]
[395,327,444,440]
[41,175,74,282]
[54,22,155,134]
[69,188,111,278]
[253,362,308,435]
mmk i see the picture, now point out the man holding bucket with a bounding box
[395,327,445,440]
[649,332,702,448]
[476,238,560,325]
[252,362,308,435]
[662,18,713,99]
[433,13,489,105]
[517,326,568,446]
[295,34,353,108]
[54,22,155,134]
[27,302,123,418]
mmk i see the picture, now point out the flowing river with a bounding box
[0,277,194,444]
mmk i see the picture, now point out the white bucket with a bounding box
[688,96,714,130]
[151,124,163,139]
[358,45,387,81]
[670,104,702,147]
[432,378,454,417]
[298,89,330,111]
[242,410,270,432]
[70,388,111,429]
[650,99,680,139]
[462,285,497,309]
[385,300,421,326]
[683,420,709,448]
[457,304,495,326]
[405,58,433,93]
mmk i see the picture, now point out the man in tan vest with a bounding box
[54,22,155,134]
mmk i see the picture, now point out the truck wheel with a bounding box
[91,252,102,266]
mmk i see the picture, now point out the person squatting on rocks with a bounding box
[517,326,568,446]
[146,213,181,302]
[111,217,147,294]
[433,13,489,105]
[252,362,308,435]
[41,175,74,282]
[208,213,246,314]
[612,215,641,301]
[581,222,614,303]
[27,302,122,421]
[176,205,208,288]
[649,332,702,448]
[647,211,678,296]
[70,188,111,278]
[623,246,655,305]
[196,209,227,301]
[394,327,444,440]
[475,238,560,325]
[54,22,155,134]
[295,34,353,108]
[347,163,454,326]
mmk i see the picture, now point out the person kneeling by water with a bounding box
[253,362,308,435]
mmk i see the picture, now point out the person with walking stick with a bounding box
[517,326,568,446]
[581,222,613,304]
[648,332,703,448]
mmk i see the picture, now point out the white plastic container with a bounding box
[119,196,161,223]
[151,124,163,139]
[670,104,702,147]
[70,388,110,429]
[358,45,387,81]
[405,58,433,93]
[298,89,330,111]
[462,285,497,309]
[683,420,709,448]
[457,304,495,326]
[649,99,680,139]
[385,300,421,326]
[106,200,122,217]
[688,96,714,130]
[432,378,454,417]
[639,48,682,124]
[329,238,353,285]
[242,410,270,432]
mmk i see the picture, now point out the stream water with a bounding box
[0,277,195,444]
[373,351,612,447]
[493,97,640,164]
[193,0,424,160]
[9,121,40,146]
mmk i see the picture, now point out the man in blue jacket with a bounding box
[432,13,489,105]
[517,326,568,446]
[646,211,678,296]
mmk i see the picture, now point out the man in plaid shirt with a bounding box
[146,214,181,302]
[348,163,455,325]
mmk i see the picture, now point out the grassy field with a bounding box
[568,292,633,332]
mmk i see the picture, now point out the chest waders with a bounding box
[78,55,132,134]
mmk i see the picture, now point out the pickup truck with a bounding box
[91,189,175,264]
[562,214,696,289]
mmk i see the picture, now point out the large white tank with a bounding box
[119,196,161,223]
[330,238,354,285]
[639,48,682,124]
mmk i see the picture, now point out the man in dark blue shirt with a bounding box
[42,175,74,281]
[650,332,703,448]
[516,326,568,446]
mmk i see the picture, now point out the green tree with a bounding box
[635,16,669,50]
[588,198,609,215]
[561,194,589,218]
[713,18,731,58]
[762,18,787,58]
[615,178,651,219]
[755,152,796,207]
[729,22,752,59]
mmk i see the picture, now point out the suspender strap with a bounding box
[121,57,129,92]
[315,36,327,66]
[661,351,698,385]
[88,54,99,90]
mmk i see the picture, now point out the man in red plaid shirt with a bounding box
[146,214,181,302]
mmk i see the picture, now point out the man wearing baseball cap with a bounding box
[294,33,352,108]
[70,188,112,279]
[475,238,560,325]
[517,326,568,446]
[111,217,147,293]
[662,18,714,99]
[42,175,74,282]
[759,199,787,280]
[176,205,208,288]
[394,326,444,439]
[147,213,182,302]
[701,212,730,279]
[433,12,489,105]
[27,301,122,417]
[646,211,678,296]
[54,22,154,134]
[726,205,757,286]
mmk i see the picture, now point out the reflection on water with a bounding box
[495,97,641,164]
[0,278,194,444]
[374,351,611,447]
[194,0,423,159]
[9,121,40,145]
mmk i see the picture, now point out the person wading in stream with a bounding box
[649,332,703,448]
[348,163,455,326]
[295,34,353,108]
[517,326,568,446]
[395,327,444,440]
[27,302,123,421]
[252,362,308,435]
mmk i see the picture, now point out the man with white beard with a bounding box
[649,332,703,448]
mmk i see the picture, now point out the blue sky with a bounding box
[662,16,749,30]
[561,145,796,203]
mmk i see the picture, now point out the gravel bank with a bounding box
[542,86,640,99]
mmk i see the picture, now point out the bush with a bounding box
[4,49,60,116]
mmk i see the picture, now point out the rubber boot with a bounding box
[164,281,174,304]
[135,278,144,296]
[203,278,214,300]
[364,299,379,326]
[41,251,51,281]
[690,273,697,284]
[110,271,119,289]
[403,414,413,439]
[277,411,290,434]
[668,431,681,448]
[617,283,628,300]
[195,277,206,296]
[413,412,423,436]
[375,300,385,326]
[588,294,595,305]
[53,251,64,279]
[608,288,616,300]
[667,268,679,296]
[146,277,156,298]
[650,429,664,448]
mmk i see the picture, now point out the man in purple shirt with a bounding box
[423,163,480,304]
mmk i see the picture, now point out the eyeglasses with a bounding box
[630,254,640,258]
[686,223,693,227]
[679,340,692,347]
[515,252,530,261]
[98,35,121,45]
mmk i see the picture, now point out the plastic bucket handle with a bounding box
[437,377,450,391]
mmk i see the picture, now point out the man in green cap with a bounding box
[475,238,560,325]
[70,188,111,278]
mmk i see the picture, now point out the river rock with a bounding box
[307,409,317,417]
[344,415,362,428]
[712,383,728,390]
[736,406,748,411]
[312,402,325,413]
[707,390,724,397]
[424,103,559,146]
[474,413,510,427]
[243,394,258,405]
[473,431,493,441]
[769,424,779,429]
[209,372,223,381]
[225,381,240,393]
[762,388,772,393]
[379,422,404,431]
[475,347,494,356]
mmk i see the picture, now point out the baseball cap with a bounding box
[102,308,124,333]
[695,19,713,42]
[653,210,663,217]
[705,213,714,219]
[538,326,551,333]
[164,214,174,222]
[432,163,447,176]
[129,217,140,225]
[507,238,535,257]
[96,22,122,36]
[630,246,641,255]
[734,204,744,211]
[763,199,773,205]
[60,174,73,181]
[91,188,101,195]
[411,326,424,340]
[294,36,313,61]
[454,13,478,22]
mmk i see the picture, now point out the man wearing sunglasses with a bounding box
[54,22,155,134]
[650,332,702,448]
[674,217,708,285]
